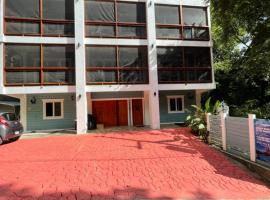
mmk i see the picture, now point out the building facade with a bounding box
[0,0,215,133]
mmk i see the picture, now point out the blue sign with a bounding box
[255,119,270,163]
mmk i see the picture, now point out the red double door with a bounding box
[92,99,143,127]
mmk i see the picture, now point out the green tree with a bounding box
[205,0,270,118]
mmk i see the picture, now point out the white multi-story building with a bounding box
[0,0,215,133]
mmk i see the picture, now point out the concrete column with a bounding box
[146,0,160,129]
[0,0,4,92]
[75,0,87,134]
[0,43,3,91]
[195,90,202,107]
[20,95,27,132]
[143,91,150,126]
[248,114,256,162]
[0,0,3,37]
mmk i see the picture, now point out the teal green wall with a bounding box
[159,90,196,124]
[27,93,76,131]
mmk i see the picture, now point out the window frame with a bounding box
[155,4,209,41]
[155,4,183,40]
[84,0,147,39]
[157,46,212,84]
[4,43,75,86]
[167,95,185,114]
[85,45,149,85]
[4,0,75,37]
[42,99,64,120]
[182,6,209,41]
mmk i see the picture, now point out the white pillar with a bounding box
[0,43,3,90]
[143,91,150,126]
[0,0,3,37]
[248,114,256,162]
[0,0,4,92]
[75,0,87,134]
[20,95,27,132]
[146,0,160,129]
[220,112,227,150]
[206,113,211,132]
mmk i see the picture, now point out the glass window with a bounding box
[42,0,74,20]
[183,7,207,26]
[5,0,39,18]
[155,5,180,24]
[86,46,148,84]
[87,71,116,83]
[5,45,40,68]
[183,27,209,40]
[43,100,64,119]
[6,71,40,84]
[4,44,75,86]
[119,47,147,68]
[46,103,53,117]
[184,47,211,67]
[6,21,40,35]
[156,27,181,38]
[43,71,75,84]
[43,46,75,68]
[43,23,74,36]
[118,26,146,38]
[85,1,115,22]
[158,71,184,82]
[168,96,184,113]
[186,70,211,82]
[119,71,147,83]
[54,102,62,116]
[157,47,183,68]
[117,3,146,23]
[86,25,115,37]
[86,47,116,67]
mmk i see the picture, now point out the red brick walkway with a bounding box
[0,128,269,200]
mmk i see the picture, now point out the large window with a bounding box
[86,46,148,84]
[5,0,74,36]
[85,0,146,38]
[167,96,184,113]
[155,5,182,39]
[4,44,75,86]
[157,47,212,83]
[182,6,209,40]
[155,4,209,40]
[43,99,64,120]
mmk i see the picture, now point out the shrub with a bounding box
[186,97,221,143]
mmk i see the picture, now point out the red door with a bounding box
[132,99,144,126]
[92,101,117,127]
[92,100,128,127]
[117,100,128,126]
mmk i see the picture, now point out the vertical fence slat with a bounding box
[249,114,256,162]
[220,112,227,151]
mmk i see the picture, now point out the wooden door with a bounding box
[92,101,117,127]
[117,100,128,126]
[132,99,144,126]
[92,100,128,127]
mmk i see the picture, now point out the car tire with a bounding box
[0,137,3,145]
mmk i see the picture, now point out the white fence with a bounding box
[207,113,258,163]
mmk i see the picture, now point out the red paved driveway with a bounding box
[0,128,269,200]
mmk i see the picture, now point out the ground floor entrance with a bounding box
[92,99,144,127]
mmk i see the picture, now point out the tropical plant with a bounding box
[186,97,221,143]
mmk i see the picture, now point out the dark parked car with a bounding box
[0,112,23,144]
